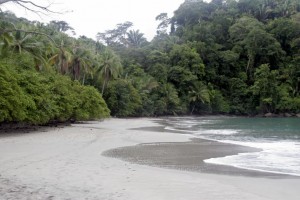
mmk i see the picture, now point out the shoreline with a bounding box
[0,112,298,132]
[128,120,300,178]
[1,118,299,200]
[103,136,296,178]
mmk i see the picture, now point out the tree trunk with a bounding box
[101,79,107,95]
[246,54,254,73]
[191,104,195,115]
[82,74,85,85]
[101,80,106,96]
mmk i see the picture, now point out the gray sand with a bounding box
[103,138,294,178]
[0,118,299,200]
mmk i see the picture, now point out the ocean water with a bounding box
[162,116,300,176]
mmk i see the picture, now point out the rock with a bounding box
[264,113,273,117]
[296,113,300,118]
[284,113,292,117]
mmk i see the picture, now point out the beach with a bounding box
[0,118,299,200]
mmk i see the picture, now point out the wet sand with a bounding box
[0,118,299,200]
[104,138,290,177]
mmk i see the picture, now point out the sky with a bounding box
[2,0,186,41]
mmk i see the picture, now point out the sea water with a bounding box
[162,116,300,176]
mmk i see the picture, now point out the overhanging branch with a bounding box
[0,0,61,15]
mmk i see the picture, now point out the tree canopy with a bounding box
[1,0,300,125]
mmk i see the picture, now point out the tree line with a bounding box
[1,0,300,125]
[100,0,300,117]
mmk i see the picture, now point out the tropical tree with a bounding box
[155,12,171,35]
[229,16,284,80]
[103,79,141,117]
[69,43,94,83]
[97,49,122,94]
[268,17,300,55]
[96,21,133,46]
[251,64,279,113]
[47,40,72,74]
[49,20,75,35]
[188,81,210,114]
[168,43,205,97]
[126,30,147,48]
[3,29,51,71]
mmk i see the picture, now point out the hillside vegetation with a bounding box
[1,0,300,124]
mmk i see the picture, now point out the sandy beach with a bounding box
[0,118,299,200]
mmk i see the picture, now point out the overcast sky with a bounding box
[2,0,185,40]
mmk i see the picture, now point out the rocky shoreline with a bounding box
[258,112,300,118]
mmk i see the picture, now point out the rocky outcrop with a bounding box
[284,113,293,117]
[264,113,274,117]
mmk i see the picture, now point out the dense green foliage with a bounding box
[0,54,109,124]
[101,0,300,116]
[0,12,110,124]
[1,0,300,123]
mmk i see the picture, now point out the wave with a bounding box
[204,140,300,177]
[163,117,300,177]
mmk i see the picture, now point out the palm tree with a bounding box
[161,83,181,114]
[4,29,51,70]
[97,49,122,94]
[47,40,72,74]
[131,75,159,94]
[188,81,210,114]
[0,31,14,58]
[69,42,94,84]
[47,40,94,84]
[126,30,147,48]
